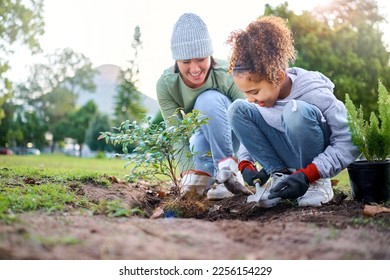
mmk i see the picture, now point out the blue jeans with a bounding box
[228,99,330,174]
[190,90,240,176]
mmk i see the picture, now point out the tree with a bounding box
[66,100,97,157]
[14,48,97,151]
[12,110,47,153]
[313,0,389,113]
[0,0,44,125]
[18,48,96,110]
[265,0,390,117]
[0,99,19,147]
[85,112,112,153]
[114,25,147,123]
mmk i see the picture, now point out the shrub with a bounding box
[345,80,390,161]
[99,110,208,190]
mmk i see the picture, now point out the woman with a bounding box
[226,16,360,207]
[156,13,245,200]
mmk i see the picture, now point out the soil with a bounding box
[0,179,390,260]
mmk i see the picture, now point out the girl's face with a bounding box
[176,57,211,88]
[233,72,287,108]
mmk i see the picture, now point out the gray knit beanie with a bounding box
[170,13,214,60]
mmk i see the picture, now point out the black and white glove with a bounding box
[239,160,270,186]
[268,172,309,200]
[268,163,320,200]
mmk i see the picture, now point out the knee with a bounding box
[227,99,248,123]
[282,100,317,130]
[194,90,229,113]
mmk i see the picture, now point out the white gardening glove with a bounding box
[218,157,245,186]
[214,157,252,196]
[180,170,211,199]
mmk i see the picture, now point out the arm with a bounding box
[312,96,360,178]
[156,75,182,122]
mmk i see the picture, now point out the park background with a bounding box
[1,0,390,156]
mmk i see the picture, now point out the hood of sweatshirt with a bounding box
[287,67,335,100]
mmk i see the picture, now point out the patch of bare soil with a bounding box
[0,180,390,260]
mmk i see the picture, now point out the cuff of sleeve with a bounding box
[238,160,256,172]
[296,163,320,183]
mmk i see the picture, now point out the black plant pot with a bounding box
[347,160,390,203]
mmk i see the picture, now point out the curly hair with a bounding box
[226,16,296,85]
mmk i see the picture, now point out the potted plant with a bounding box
[345,80,390,203]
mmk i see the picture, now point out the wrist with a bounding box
[295,163,320,183]
[238,160,256,172]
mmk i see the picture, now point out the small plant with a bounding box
[345,80,390,161]
[99,110,208,191]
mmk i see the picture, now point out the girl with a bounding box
[226,16,359,207]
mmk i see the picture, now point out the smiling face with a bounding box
[233,73,279,108]
[233,71,290,107]
[176,57,211,88]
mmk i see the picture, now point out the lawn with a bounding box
[0,154,139,220]
[0,154,129,178]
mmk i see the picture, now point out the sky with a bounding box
[8,0,390,100]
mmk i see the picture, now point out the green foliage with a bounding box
[66,100,97,153]
[0,0,44,124]
[266,0,390,116]
[85,112,113,152]
[115,25,147,123]
[100,109,208,188]
[345,80,390,161]
[17,48,97,109]
[9,48,97,150]
[8,110,48,149]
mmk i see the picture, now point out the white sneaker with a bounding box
[297,178,334,207]
[207,184,234,200]
[256,172,288,208]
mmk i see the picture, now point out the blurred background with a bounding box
[1,0,389,158]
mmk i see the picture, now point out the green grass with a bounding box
[0,154,140,221]
[0,154,129,178]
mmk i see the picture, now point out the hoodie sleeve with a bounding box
[290,68,360,178]
[311,91,360,178]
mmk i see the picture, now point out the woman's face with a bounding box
[176,57,211,88]
[233,73,284,108]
